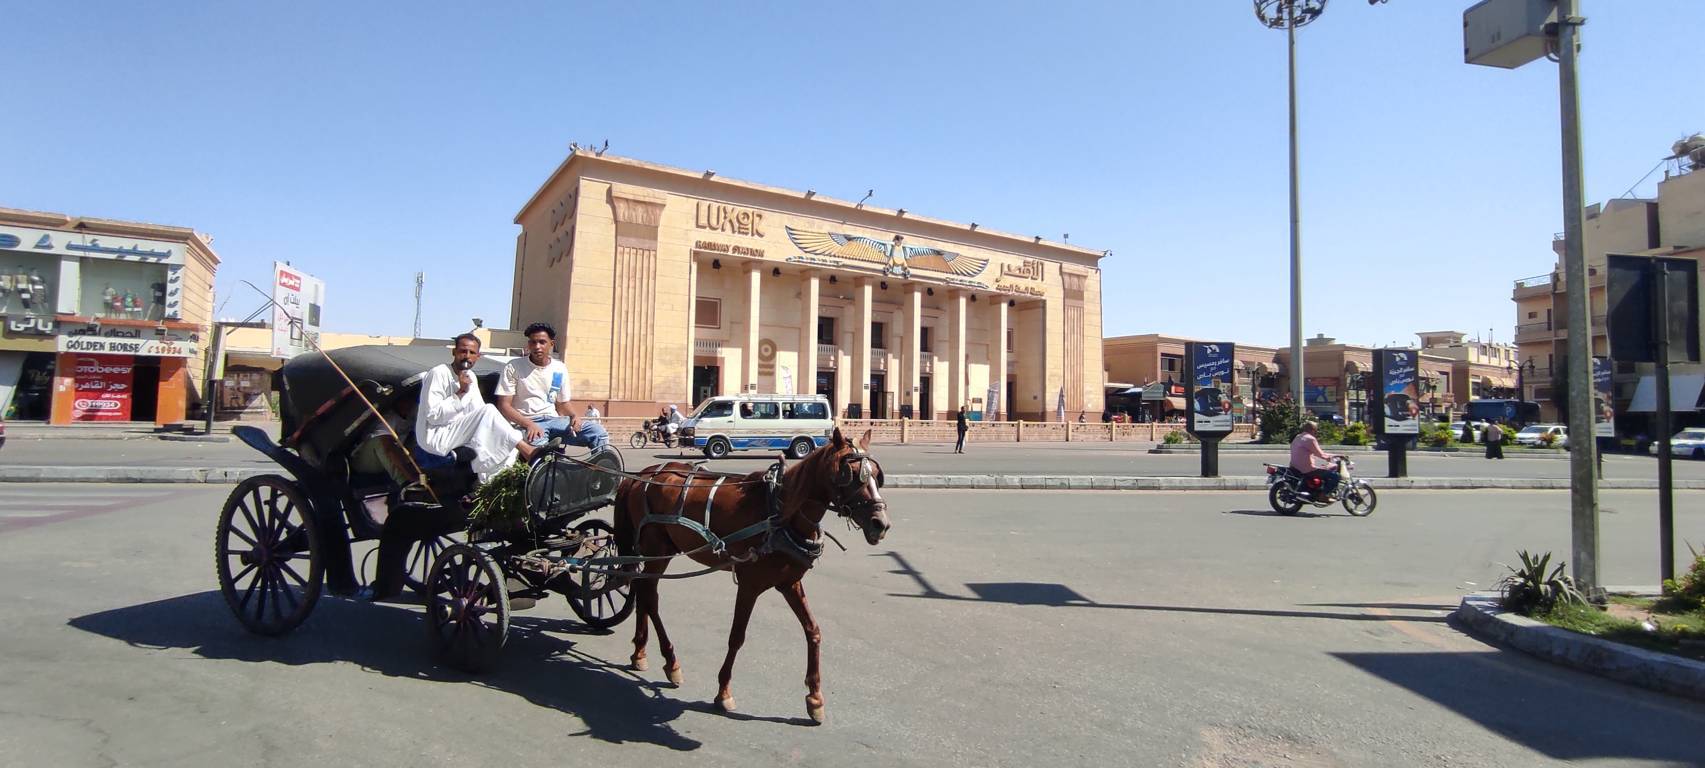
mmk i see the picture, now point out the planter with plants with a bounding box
[1499,548,1705,662]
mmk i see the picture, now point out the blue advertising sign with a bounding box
[1186,342,1235,435]
[1374,349,1420,436]
[1592,356,1614,438]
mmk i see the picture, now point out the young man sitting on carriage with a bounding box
[494,322,610,452]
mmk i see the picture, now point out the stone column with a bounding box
[905,285,922,418]
[801,272,820,397]
[609,188,664,404]
[685,257,699,402]
[745,262,761,393]
[993,297,1009,420]
[949,290,967,415]
[852,279,873,417]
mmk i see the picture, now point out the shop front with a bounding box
[50,322,199,424]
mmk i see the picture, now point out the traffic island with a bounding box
[1453,592,1705,702]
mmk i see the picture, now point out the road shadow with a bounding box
[66,591,705,750]
[874,552,1443,624]
[1301,601,1457,612]
[1221,508,1348,519]
[1333,651,1705,762]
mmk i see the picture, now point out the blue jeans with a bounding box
[529,415,609,450]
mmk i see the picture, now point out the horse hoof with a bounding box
[667,667,684,686]
[631,657,649,672]
[808,704,826,724]
[716,695,737,713]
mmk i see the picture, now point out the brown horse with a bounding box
[611,427,891,723]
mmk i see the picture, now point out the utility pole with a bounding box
[413,272,424,338]
[1555,0,1599,591]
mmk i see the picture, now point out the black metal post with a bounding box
[1201,437,1220,478]
[1388,442,1408,478]
[1654,261,1675,583]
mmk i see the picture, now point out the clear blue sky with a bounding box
[2,2,1699,348]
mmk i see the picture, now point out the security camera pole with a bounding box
[1465,0,1599,590]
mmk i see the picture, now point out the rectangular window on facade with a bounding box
[920,327,932,353]
[1527,311,1538,319]
[1006,328,1014,351]
[695,297,721,329]
[817,317,836,346]
[1161,355,1181,374]
[871,322,887,349]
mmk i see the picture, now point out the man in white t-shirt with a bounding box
[494,322,610,450]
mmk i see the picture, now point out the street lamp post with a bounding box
[1254,0,1327,409]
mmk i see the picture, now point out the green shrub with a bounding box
[1499,550,1588,615]
[1661,542,1705,608]
[1501,425,1518,443]
[1163,429,1189,445]
[1317,421,1346,445]
[1340,422,1372,446]
[1421,422,1457,448]
[1258,400,1306,444]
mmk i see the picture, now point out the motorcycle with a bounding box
[629,419,679,450]
[1263,456,1377,516]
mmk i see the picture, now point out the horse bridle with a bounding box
[828,448,884,517]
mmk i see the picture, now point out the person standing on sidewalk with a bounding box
[955,405,969,454]
[1484,419,1506,460]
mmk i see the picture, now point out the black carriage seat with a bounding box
[525,446,624,528]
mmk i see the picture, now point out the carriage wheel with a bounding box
[424,543,509,673]
[629,431,648,450]
[568,519,636,630]
[215,475,323,636]
[404,533,460,596]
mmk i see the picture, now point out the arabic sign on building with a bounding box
[271,262,325,359]
[56,323,199,357]
[1185,342,1235,436]
[0,225,185,265]
[71,354,134,421]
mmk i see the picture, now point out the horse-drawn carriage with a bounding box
[217,344,895,721]
[215,345,632,670]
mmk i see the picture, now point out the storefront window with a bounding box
[0,253,61,316]
[80,259,168,320]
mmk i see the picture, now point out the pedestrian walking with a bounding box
[955,405,969,454]
[1485,419,1505,460]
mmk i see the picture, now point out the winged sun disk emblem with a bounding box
[786,226,989,279]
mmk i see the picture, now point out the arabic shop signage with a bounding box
[0,225,185,265]
[694,202,766,238]
[4,315,57,336]
[72,355,134,422]
[993,280,1046,298]
[56,324,200,358]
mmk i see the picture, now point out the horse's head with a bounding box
[808,427,890,545]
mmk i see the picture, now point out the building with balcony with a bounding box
[1509,150,1705,427]
[0,208,218,425]
[510,153,1106,421]
[1416,331,1520,405]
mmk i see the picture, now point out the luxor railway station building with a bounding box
[509,153,1107,421]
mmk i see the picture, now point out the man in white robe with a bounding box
[416,334,538,481]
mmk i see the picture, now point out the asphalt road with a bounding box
[5,436,1705,482]
[3,484,1702,767]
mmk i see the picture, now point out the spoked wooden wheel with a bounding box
[404,533,459,596]
[215,475,323,636]
[568,519,636,630]
[424,543,509,672]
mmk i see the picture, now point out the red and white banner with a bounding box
[71,355,134,422]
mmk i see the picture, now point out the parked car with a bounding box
[1647,428,1705,459]
[1514,424,1569,448]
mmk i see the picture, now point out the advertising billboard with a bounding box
[71,354,133,422]
[270,262,325,359]
[1374,349,1420,436]
[1592,356,1614,438]
[1185,342,1235,436]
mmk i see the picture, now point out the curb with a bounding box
[5,465,1705,490]
[1453,592,1705,703]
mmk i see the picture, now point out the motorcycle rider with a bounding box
[664,404,685,438]
[1289,421,1345,501]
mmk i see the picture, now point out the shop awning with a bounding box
[1163,396,1187,411]
[1628,373,1705,413]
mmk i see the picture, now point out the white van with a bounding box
[680,394,835,459]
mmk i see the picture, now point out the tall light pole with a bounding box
[1255,0,1327,407]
